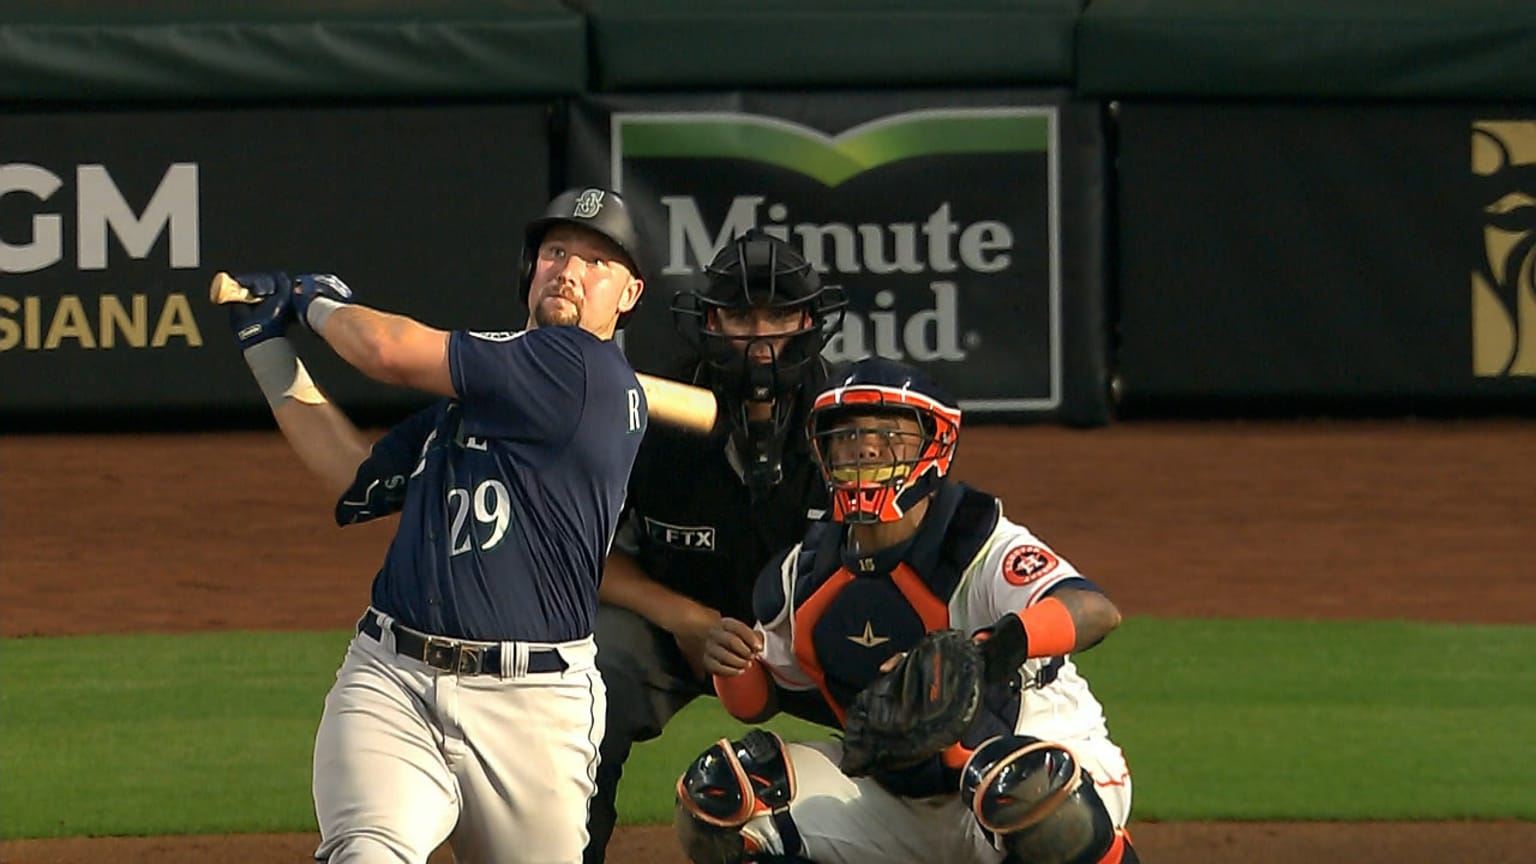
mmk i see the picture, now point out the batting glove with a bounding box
[226,271,296,350]
[292,273,356,334]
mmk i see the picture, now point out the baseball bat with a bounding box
[209,272,719,434]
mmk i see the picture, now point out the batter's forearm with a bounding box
[273,400,373,498]
[316,305,453,396]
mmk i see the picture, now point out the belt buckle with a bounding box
[423,636,459,672]
[455,644,486,675]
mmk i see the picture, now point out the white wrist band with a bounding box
[243,338,326,407]
[306,296,345,335]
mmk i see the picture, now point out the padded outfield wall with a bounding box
[1,0,1533,430]
[1081,0,1536,416]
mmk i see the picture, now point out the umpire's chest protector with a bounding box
[627,422,826,622]
[783,483,998,716]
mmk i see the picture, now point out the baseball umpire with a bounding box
[222,188,652,864]
[673,357,1140,864]
[583,229,846,863]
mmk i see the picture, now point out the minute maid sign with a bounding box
[609,105,1062,413]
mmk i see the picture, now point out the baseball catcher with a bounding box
[671,357,1139,864]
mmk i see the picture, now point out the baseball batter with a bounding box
[221,188,650,864]
[674,358,1140,864]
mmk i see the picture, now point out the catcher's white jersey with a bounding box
[756,501,1110,745]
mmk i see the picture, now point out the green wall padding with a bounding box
[0,0,586,102]
[580,0,1080,91]
[1078,0,1536,99]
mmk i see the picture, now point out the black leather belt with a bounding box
[356,614,567,675]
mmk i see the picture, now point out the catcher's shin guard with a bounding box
[961,735,1119,864]
[675,730,805,863]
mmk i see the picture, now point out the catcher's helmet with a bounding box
[671,229,846,403]
[518,187,646,323]
[808,356,961,524]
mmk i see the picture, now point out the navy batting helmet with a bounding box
[808,356,961,524]
[518,187,646,321]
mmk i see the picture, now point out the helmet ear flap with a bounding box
[517,231,541,306]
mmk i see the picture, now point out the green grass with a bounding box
[0,632,341,837]
[1072,619,1536,821]
[2,619,1533,839]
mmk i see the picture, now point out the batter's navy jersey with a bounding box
[337,326,647,643]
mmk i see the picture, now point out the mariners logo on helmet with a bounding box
[517,187,646,324]
[573,188,605,219]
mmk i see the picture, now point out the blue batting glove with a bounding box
[292,273,356,332]
[226,271,296,350]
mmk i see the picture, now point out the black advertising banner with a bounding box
[1,104,549,428]
[1115,103,1536,413]
[564,91,1110,424]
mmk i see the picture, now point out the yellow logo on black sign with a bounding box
[1472,121,1536,377]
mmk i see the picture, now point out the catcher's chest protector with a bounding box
[787,484,997,713]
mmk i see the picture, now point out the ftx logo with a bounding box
[644,517,716,551]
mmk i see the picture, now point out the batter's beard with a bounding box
[533,296,582,328]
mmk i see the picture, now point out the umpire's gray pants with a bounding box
[584,604,708,864]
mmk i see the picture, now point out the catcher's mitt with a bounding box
[840,628,984,777]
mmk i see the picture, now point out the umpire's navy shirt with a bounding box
[338,326,646,643]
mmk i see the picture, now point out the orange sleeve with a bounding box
[1018,596,1077,657]
[713,659,772,721]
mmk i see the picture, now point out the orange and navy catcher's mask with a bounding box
[808,356,962,524]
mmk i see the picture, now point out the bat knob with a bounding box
[209,272,258,305]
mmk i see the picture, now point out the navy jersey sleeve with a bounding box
[752,546,797,625]
[448,327,586,442]
[1041,576,1102,597]
[334,401,445,526]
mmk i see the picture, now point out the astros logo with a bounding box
[1002,544,1058,586]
